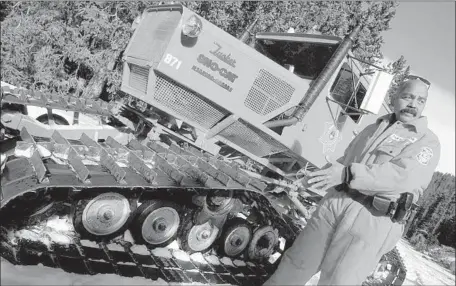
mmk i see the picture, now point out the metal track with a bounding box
[0,128,301,285]
[0,211,282,286]
[1,83,117,118]
[0,214,282,285]
[0,84,407,286]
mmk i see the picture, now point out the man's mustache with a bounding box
[401,108,417,116]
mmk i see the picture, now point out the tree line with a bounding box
[406,171,456,248]
[1,1,409,102]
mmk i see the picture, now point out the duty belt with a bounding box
[337,185,415,224]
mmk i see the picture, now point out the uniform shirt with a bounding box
[338,113,440,203]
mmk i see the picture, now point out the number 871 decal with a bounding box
[163,53,182,70]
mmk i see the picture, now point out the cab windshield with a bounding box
[254,33,340,80]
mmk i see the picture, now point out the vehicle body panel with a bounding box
[121,4,393,171]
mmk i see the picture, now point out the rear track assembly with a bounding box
[0,128,301,285]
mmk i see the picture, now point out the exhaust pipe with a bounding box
[239,17,259,43]
[264,23,363,128]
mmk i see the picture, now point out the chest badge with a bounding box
[403,137,418,147]
[319,122,342,154]
[385,134,406,143]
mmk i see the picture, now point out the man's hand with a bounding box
[307,156,345,191]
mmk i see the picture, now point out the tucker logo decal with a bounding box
[210,42,237,68]
[191,43,239,92]
[196,54,238,83]
[319,122,343,154]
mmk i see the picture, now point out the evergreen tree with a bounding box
[406,172,455,248]
[431,195,453,236]
[2,1,405,99]
[1,1,155,99]
[0,1,13,22]
[185,1,400,69]
[384,56,411,108]
[437,217,456,248]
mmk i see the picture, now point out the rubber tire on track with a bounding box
[130,200,181,247]
[247,226,279,261]
[72,193,136,241]
[218,217,252,258]
[178,209,219,254]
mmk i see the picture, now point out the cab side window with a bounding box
[330,62,367,123]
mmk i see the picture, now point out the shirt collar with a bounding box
[376,113,428,133]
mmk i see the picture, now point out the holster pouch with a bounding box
[392,192,414,223]
[372,195,396,216]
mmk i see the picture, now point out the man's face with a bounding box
[393,80,429,123]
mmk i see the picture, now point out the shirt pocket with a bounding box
[373,144,404,164]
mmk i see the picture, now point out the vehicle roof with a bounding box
[255,32,342,46]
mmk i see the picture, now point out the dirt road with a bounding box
[303,239,456,286]
[395,239,455,286]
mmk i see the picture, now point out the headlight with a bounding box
[182,15,202,38]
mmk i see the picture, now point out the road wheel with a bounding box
[179,210,219,254]
[73,192,133,240]
[130,200,181,247]
[247,226,279,261]
[218,218,251,258]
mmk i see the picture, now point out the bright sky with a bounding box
[381,2,455,175]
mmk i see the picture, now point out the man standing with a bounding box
[264,77,440,285]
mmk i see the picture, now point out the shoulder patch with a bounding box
[416,147,433,166]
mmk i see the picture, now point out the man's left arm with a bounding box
[348,135,441,202]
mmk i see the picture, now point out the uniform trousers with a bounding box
[263,189,404,285]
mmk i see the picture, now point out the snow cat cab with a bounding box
[0,3,404,286]
[120,4,393,195]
